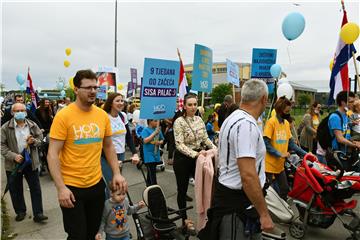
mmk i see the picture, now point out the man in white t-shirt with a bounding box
[200,79,273,240]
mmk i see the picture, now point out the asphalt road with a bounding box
[2,151,360,240]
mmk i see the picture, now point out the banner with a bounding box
[251,48,277,78]
[96,85,107,100]
[226,59,240,86]
[126,82,136,98]
[130,68,137,84]
[140,58,180,119]
[94,66,118,93]
[192,44,213,92]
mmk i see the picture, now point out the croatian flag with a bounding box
[26,68,39,112]
[177,49,188,110]
[328,9,356,104]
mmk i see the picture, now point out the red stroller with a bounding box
[288,153,360,239]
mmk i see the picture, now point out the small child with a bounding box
[206,115,215,141]
[141,119,164,186]
[351,99,360,141]
[95,185,145,240]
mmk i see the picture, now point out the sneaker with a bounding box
[189,177,195,186]
[15,213,26,222]
[33,214,48,223]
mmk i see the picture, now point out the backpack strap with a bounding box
[119,112,125,124]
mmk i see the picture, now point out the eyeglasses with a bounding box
[78,86,100,91]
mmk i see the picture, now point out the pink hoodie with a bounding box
[194,149,218,230]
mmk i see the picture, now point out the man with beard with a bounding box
[47,69,128,239]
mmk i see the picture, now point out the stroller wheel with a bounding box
[161,166,165,171]
[289,222,305,239]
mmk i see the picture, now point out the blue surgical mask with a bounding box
[14,112,27,120]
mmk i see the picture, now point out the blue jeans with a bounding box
[6,165,44,216]
[101,153,125,199]
[106,234,130,240]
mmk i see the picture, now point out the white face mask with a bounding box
[314,109,319,114]
[345,106,349,112]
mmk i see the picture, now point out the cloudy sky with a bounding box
[2,0,360,93]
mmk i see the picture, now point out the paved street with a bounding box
[2,151,360,239]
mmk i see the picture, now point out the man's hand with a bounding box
[14,154,24,163]
[354,141,360,149]
[112,173,128,193]
[280,152,290,158]
[58,186,75,208]
[260,214,274,232]
[131,154,140,165]
[95,233,102,240]
[26,135,35,145]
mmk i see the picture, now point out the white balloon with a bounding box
[277,82,293,100]
[278,78,289,85]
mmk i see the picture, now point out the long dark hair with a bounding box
[38,99,53,120]
[103,93,123,113]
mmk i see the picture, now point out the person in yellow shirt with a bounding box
[213,103,221,131]
[47,69,127,240]
[263,97,306,200]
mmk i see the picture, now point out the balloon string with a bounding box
[287,42,292,64]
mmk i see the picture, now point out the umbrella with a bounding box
[2,147,32,200]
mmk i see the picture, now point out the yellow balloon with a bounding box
[329,59,334,71]
[65,48,72,56]
[64,60,70,68]
[69,77,74,90]
[117,84,124,91]
[340,22,360,44]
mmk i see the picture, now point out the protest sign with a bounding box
[251,48,277,78]
[140,58,180,119]
[226,59,240,86]
[192,44,213,92]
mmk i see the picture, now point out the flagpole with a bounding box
[352,52,360,90]
[114,0,118,67]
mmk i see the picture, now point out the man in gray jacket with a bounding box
[1,103,48,222]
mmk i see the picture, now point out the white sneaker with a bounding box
[189,177,195,186]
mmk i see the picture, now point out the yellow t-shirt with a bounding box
[264,116,292,174]
[312,115,320,130]
[213,112,220,132]
[50,103,112,188]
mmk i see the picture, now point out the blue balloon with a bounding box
[270,64,282,78]
[60,90,66,97]
[19,84,26,91]
[44,93,48,98]
[282,12,305,41]
[57,82,64,90]
[16,74,25,85]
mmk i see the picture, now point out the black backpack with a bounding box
[316,111,343,150]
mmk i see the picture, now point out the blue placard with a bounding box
[96,85,107,100]
[192,44,213,92]
[226,59,240,86]
[140,58,180,120]
[251,48,277,78]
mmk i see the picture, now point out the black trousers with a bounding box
[266,171,289,200]
[173,150,196,221]
[145,162,158,186]
[6,165,44,216]
[61,179,105,240]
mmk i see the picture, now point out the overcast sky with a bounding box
[1,0,360,93]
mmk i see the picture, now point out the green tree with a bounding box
[185,73,192,89]
[297,93,311,106]
[210,83,232,104]
[65,88,75,101]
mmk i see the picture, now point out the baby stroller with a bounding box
[287,153,360,239]
[143,185,194,240]
[135,125,165,172]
